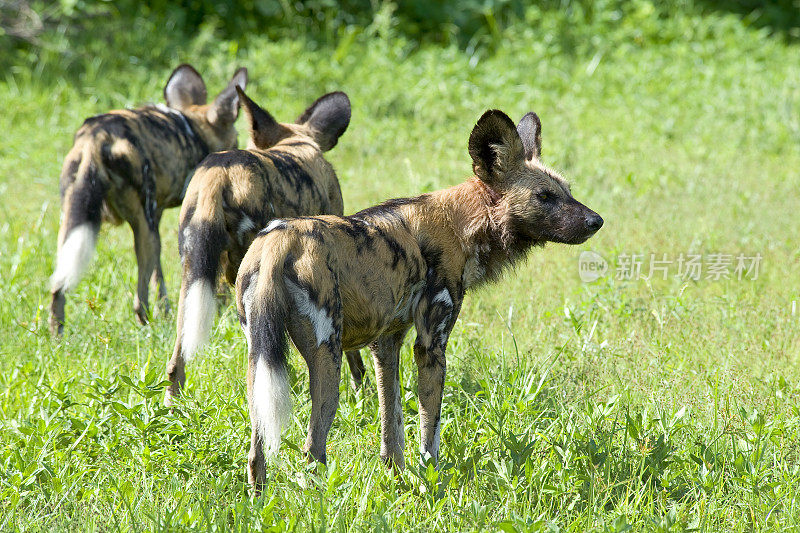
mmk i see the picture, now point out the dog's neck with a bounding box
[421,178,541,290]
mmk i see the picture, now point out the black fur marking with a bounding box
[100,143,137,187]
[351,196,421,221]
[338,218,376,255]
[60,158,81,197]
[372,225,408,267]
[183,220,230,284]
[141,107,209,158]
[420,243,444,275]
[247,283,290,371]
[141,160,157,231]
[264,150,316,196]
[197,149,269,175]
[301,228,326,243]
[64,161,107,234]
[279,141,313,149]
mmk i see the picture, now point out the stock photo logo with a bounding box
[578,251,609,282]
[578,251,763,283]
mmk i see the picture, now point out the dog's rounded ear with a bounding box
[517,112,542,161]
[235,86,289,149]
[468,109,525,184]
[296,92,351,151]
[164,64,208,110]
[207,67,248,127]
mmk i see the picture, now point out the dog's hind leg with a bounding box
[370,329,410,470]
[345,350,367,389]
[129,207,158,325]
[148,210,170,317]
[285,277,343,465]
[302,341,342,465]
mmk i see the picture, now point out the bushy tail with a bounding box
[51,147,105,295]
[177,186,229,362]
[239,240,292,456]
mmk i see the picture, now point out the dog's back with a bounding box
[50,64,247,334]
[164,88,352,406]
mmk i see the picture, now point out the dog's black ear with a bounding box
[164,64,208,109]
[207,67,248,127]
[236,86,289,149]
[517,112,542,161]
[468,109,525,184]
[296,92,351,151]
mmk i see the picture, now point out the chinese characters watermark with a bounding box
[579,251,762,282]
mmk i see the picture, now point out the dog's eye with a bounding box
[537,191,552,202]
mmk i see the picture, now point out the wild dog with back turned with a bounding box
[164,87,366,407]
[236,108,604,492]
[50,64,248,334]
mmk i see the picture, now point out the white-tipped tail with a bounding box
[252,358,291,456]
[50,224,97,293]
[181,279,216,361]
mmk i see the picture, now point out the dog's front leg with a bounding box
[370,330,409,470]
[414,285,461,464]
[413,341,446,464]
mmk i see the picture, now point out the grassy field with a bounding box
[1,3,800,531]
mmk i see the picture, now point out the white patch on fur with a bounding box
[435,311,451,335]
[432,288,453,307]
[392,280,425,322]
[252,358,291,457]
[420,419,441,460]
[436,314,452,346]
[181,279,216,361]
[237,215,255,244]
[50,224,96,292]
[285,277,334,346]
[181,225,192,247]
[263,219,285,234]
[156,103,194,137]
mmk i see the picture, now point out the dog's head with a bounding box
[234,88,351,153]
[163,64,248,152]
[468,109,603,245]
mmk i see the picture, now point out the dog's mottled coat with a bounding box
[236,108,604,492]
[49,64,247,334]
[164,87,366,406]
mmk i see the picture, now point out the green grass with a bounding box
[2,3,800,531]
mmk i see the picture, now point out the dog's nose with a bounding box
[586,214,604,231]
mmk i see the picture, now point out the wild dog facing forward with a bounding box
[50,64,248,334]
[164,87,365,407]
[236,109,604,492]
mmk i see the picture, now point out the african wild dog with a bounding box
[163,86,365,407]
[236,108,604,491]
[49,64,248,335]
